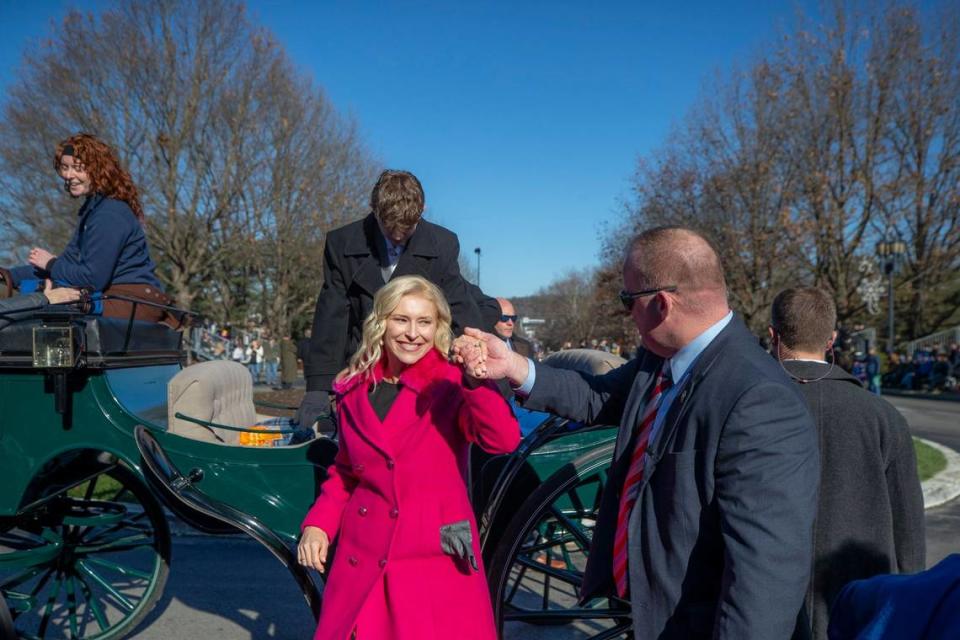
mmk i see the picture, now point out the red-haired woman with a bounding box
[8,133,169,321]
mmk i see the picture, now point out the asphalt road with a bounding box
[128,396,960,639]
[886,395,960,567]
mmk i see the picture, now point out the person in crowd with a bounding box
[297,328,312,374]
[456,227,820,639]
[246,339,263,384]
[297,169,497,429]
[231,340,246,364]
[493,297,532,357]
[866,346,882,395]
[280,333,298,390]
[8,133,171,322]
[931,351,951,390]
[297,275,519,640]
[768,287,925,640]
[455,226,819,639]
[0,278,81,329]
[262,336,280,388]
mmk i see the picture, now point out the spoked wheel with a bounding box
[488,442,632,639]
[0,464,170,639]
[1,591,14,640]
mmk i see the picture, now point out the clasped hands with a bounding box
[450,327,502,380]
[450,327,527,385]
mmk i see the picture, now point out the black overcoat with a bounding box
[305,214,492,392]
[783,360,925,640]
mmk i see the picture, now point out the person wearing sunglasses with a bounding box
[493,297,532,358]
[454,226,819,640]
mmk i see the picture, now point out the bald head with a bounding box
[624,226,728,310]
[495,297,517,339]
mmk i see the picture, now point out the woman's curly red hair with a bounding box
[54,133,144,223]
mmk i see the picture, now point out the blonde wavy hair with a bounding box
[344,275,453,384]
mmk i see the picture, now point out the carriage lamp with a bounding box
[32,325,76,369]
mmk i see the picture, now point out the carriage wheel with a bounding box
[487,442,632,639]
[0,591,14,640]
[0,464,170,639]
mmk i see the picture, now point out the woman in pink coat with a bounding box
[297,275,520,640]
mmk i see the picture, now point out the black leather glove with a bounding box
[440,520,478,571]
[296,390,332,430]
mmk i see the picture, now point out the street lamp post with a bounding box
[875,236,906,354]
[474,247,481,288]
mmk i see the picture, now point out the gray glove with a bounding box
[440,520,478,571]
[296,390,332,430]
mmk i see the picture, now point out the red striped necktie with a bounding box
[613,364,672,598]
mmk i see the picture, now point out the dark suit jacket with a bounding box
[504,334,533,358]
[305,214,492,392]
[521,315,820,639]
[783,361,925,640]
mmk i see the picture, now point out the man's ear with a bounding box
[767,326,775,342]
[826,330,837,351]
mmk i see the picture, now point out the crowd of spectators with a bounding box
[880,343,959,393]
[193,319,305,389]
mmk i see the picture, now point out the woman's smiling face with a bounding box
[383,294,438,376]
[58,154,93,197]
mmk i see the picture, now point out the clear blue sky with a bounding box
[1,0,820,298]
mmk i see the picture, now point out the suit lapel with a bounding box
[614,351,664,461]
[347,383,396,460]
[644,316,739,464]
[346,214,387,296]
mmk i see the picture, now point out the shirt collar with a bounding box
[666,310,733,382]
[375,216,415,260]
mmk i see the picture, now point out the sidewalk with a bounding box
[883,387,960,403]
[920,437,960,509]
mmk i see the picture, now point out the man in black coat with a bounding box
[769,287,925,640]
[297,170,496,427]
[456,226,819,639]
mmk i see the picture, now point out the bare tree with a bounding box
[0,0,377,335]
[615,1,960,341]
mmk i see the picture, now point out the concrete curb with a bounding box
[883,388,960,403]
[920,437,960,510]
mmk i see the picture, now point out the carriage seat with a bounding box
[541,348,627,375]
[167,360,272,445]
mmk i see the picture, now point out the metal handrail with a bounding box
[173,412,298,435]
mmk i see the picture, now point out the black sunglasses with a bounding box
[618,285,678,311]
[499,314,518,323]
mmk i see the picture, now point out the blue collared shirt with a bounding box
[516,311,734,446]
[649,310,733,444]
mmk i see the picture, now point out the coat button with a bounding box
[389,508,399,519]
[379,559,387,568]
[386,459,395,470]
[348,556,358,566]
[358,506,368,516]
[355,463,365,473]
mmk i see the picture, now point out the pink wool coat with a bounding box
[302,348,521,640]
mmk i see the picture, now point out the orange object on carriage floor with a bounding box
[239,425,283,447]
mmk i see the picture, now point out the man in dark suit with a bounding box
[297,170,495,427]
[455,226,819,639]
[494,297,533,358]
[769,287,925,640]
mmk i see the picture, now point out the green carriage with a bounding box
[0,307,630,639]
